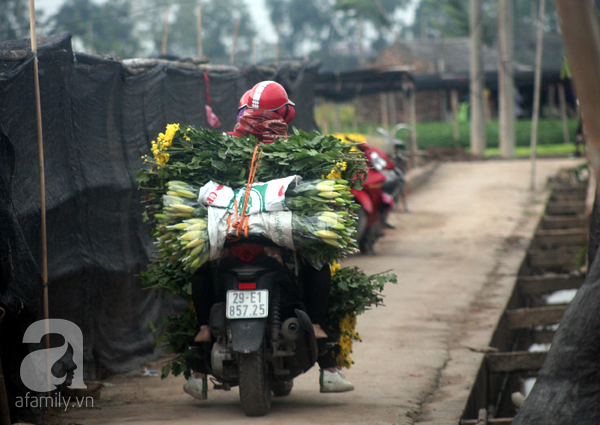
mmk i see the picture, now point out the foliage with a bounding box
[327,265,397,368]
[49,0,141,57]
[169,0,255,63]
[0,0,29,41]
[265,0,409,68]
[151,306,199,379]
[137,125,366,190]
[411,0,497,44]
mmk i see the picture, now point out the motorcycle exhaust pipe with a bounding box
[281,318,302,341]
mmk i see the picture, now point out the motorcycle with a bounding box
[350,140,408,254]
[377,124,412,213]
[351,143,387,254]
[197,236,322,416]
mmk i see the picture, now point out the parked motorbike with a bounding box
[197,236,321,416]
[351,143,387,254]
[350,139,408,253]
[377,124,412,212]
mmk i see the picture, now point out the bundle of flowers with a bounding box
[327,264,397,368]
[138,124,396,375]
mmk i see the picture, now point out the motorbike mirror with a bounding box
[392,123,413,135]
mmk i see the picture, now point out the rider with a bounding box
[183,81,354,400]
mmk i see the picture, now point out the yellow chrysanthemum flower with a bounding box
[330,262,341,277]
[335,313,361,369]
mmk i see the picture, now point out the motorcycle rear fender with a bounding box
[351,188,373,214]
[230,318,267,353]
[218,269,283,354]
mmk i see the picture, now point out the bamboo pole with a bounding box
[28,0,50,394]
[229,18,241,66]
[555,0,600,202]
[196,4,202,58]
[530,0,546,191]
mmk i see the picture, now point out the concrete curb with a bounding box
[407,161,440,192]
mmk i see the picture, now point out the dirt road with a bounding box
[59,158,581,425]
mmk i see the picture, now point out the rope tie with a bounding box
[228,142,262,239]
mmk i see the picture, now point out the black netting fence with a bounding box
[0,32,319,421]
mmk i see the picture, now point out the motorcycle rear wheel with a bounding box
[238,342,272,416]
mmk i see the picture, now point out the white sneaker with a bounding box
[320,370,354,393]
[183,376,208,400]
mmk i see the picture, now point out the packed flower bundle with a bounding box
[138,124,395,374]
[327,264,397,368]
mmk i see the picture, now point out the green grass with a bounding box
[484,143,577,158]
[413,118,580,150]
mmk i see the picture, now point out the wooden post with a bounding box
[409,84,418,160]
[28,0,51,395]
[498,0,515,157]
[162,6,169,55]
[555,0,600,202]
[230,18,241,66]
[334,104,341,133]
[470,0,486,156]
[380,92,389,129]
[439,89,447,121]
[558,83,570,144]
[451,89,460,141]
[388,92,397,127]
[196,4,202,58]
[548,84,557,117]
[353,97,360,133]
[484,88,492,121]
[530,0,546,191]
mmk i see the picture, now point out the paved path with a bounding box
[60,158,581,425]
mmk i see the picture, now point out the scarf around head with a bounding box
[230,109,288,143]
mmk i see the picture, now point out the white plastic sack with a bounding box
[198,176,300,215]
[207,206,295,260]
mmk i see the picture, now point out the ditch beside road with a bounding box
[56,157,583,425]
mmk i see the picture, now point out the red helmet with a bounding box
[238,90,251,110]
[248,81,296,123]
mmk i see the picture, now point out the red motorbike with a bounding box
[352,143,398,253]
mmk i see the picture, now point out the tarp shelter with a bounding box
[0,32,319,420]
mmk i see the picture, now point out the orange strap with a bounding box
[228,143,262,239]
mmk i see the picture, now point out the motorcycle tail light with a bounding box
[229,244,264,263]
[239,282,257,290]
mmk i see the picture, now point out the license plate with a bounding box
[226,290,269,319]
